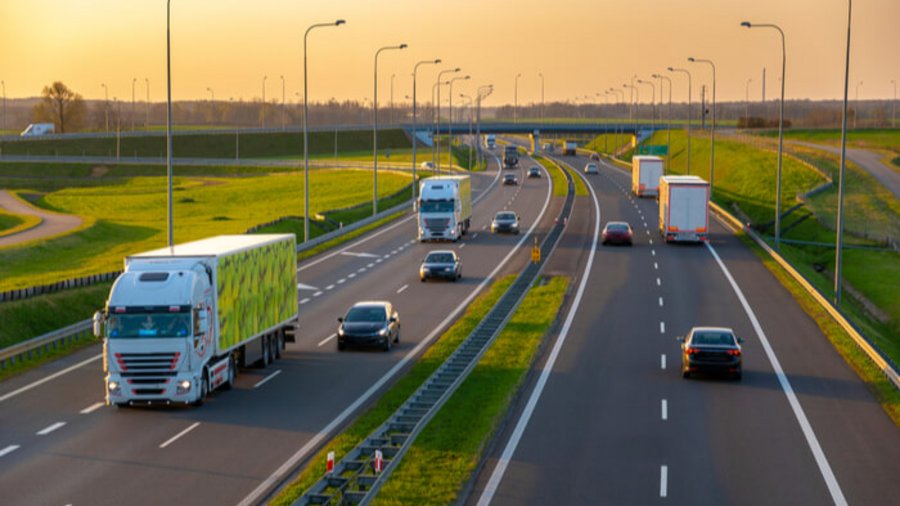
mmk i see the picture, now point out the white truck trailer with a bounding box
[93,234,298,406]
[563,140,578,156]
[632,155,664,197]
[418,175,472,241]
[484,134,496,149]
[658,175,710,243]
[20,123,55,136]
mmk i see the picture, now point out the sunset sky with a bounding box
[1,0,897,105]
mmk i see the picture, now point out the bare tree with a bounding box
[32,81,87,133]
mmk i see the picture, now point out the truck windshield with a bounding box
[108,313,191,338]
[420,200,454,213]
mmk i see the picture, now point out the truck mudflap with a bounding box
[208,355,231,390]
[283,318,299,342]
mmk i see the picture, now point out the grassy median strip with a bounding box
[536,156,587,197]
[737,233,900,426]
[270,275,516,506]
[373,276,569,506]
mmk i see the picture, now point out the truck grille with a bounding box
[425,218,450,232]
[116,352,180,375]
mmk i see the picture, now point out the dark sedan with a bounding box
[679,327,743,380]
[337,301,400,351]
[601,221,634,246]
[527,166,541,178]
[420,250,462,282]
[503,173,519,185]
[491,211,520,234]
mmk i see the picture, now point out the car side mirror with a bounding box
[338,317,344,323]
[92,310,105,338]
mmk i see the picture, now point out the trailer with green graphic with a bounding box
[93,234,298,406]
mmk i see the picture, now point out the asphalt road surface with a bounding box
[469,154,900,506]
[0,151,562,506]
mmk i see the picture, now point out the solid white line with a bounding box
[317,334,337,347]
[254,369,283,388]
[159,422,200,449]
[656,278,661,286]
[660,465,668,498]
[477,162,600,506]
[704,241,847,505]
[397,284,409,294]
[660,321,666,334]
[36,422,66,436]
[660,354,667,370]
[0,354,102,404]
[0,445,20,458]
[659,297,664,307]
[661,399,668,420]
[80,402,105,414]
[238,152,545,506]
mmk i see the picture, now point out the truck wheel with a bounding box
[261,337,272,367]
[193,372,209,406]
[222,356,235,390]
[275,331,284,360]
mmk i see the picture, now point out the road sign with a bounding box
[531,236,541,263]
[639,145,669,156]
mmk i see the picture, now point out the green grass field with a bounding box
[0,169,411,291]
[374,276,569,505]
[270,275,516,506]
[0,209,24,233]
[756,128,900,155]
[0,128,411,159]
[584,132,634,156]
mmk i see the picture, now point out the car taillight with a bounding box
[726,349,742,356]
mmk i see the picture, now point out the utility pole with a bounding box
[701,85,706,130]
[144,78,150,130]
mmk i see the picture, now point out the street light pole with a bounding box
[459,94,473,168]
[538,72,545,131]
[835,0,853,307]
[854,80,862,128]
[608,88,623,157]
[892,79,896,128]
[165,0,173,247]
[637,79,656,132]
[131,77,136,131]
[745,78,753,124]
[373,43,408,216]
[653,73,673,173]
[689,57,716,195]
[280,75,286,131]
[101,83,109,136]
[144,78,150,130]
[448,75,470,162]
[261,75,268,128]
[476,85,493,168]
[435,68,461,173]
[412,59,441,206]
[206,87,215,124]
[514,73,522,123]
[303,19,345,242]
[668,67,692,174]
[742,21,787,251]
[1,80,5,133]
[623,84,639,148]
[390,74,395,126]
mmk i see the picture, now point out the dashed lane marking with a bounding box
[159,422,200,449]
[0,445,20,458]
[660,354,667,369]
[254,370,282,388]
[80,402,105,414]
[36,422,66,436]
[313,291,323,297]
[661,399,668,420]
[397,284,409,294]
[317,334,337,347]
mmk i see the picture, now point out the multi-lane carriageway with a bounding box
[0,148,898,506]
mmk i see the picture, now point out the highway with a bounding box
[469,153,900,505]
[0,150,564,505]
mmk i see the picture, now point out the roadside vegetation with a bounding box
[374,276,569,505]
[270,275,517,506]
[0,169,411,291]
[535,155,586,196]
[0,208,42,238]
[756,128,900,156]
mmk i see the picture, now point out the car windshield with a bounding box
[504,174,515,179]
[108,313,191,338]
[425,253,455,263]
[345,306,387,322]
[607,223,629,232]
[692,331,736,346]
[496,212,516,221]
[420,200,454,213]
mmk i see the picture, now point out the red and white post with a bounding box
[326,451,335,474]
[374,450,384,473]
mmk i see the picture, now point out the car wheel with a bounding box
[337,340,345,351]
[733,370,742,381]
[421,276,426,283]
[394,329,400,343]
[382,336,392,351]
[682,368,690,379]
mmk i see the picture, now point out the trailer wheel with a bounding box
[261,336,272,367]
[275,331,284,360]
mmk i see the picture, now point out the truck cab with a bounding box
[503,145,519,169]
[96,260,218,406]
[418,176,472,241]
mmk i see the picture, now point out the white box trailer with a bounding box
[418,175,472,241]
[632,155,664,197]
[93,234,298,406]
[20,123,55,136]
[658,176,710,243]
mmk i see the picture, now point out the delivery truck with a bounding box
[484,134,496,149]
[503,144,519,169]
[658,176,710,243]
[418,175,472,241]
[563,140,578,156]
[93,234,299,406]
[632,155,664,197]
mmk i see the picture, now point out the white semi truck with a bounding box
[632,155,664,197]
[484,134,496,149]
[658,175,710,243]
[93,234,299,406]
[418,175,472,241]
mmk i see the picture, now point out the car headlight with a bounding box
[378,328,389,337]
[338,327,345,336]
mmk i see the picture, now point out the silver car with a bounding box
[491,211,520,234]
[584,163,599,174]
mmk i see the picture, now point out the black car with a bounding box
[678,327,743,380]
[337,301,400,351]
[527,166,541,178]
[590,153,600,161]
[503,173,518,185]
[420,250,462,282]
[491,211,520,234]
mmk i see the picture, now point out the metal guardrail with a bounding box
[292,152,576,506]
[0,319,94,370]
[709,201,900,390]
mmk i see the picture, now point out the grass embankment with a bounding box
[0,169,411,291]
[374,277,569,505]
[0,128,411,159]
[737,233,900,425]
[585,133,633,157]
[270,276,516,506]
[0,208,42,238]
[757,128,900,155]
